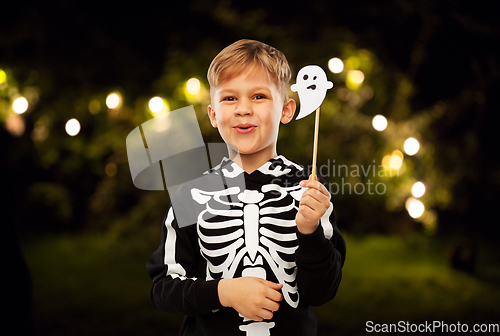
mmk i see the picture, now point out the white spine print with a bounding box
[191,182,306,335]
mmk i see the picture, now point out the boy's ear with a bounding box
[207,105,217,128]
[281,98,296,124]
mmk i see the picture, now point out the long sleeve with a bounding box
[146,156,346,335]
[294,176,346,307]
[146,204,224,315]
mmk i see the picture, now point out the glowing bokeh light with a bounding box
[328,58,344,74]
[404,137,420,156]
[88,100,101,114]
[13,97,29,114]
[412,181,426,198]
[350,70,365,84]
[405,197,415,211]
[65,118,81,136]
[382,155,391,169]
[31,124,48,143]
[5,114,25,137]
[105,162,117,177]
[408,199,425,218]
[392,149,404,160]
[106,93,121,109]
[390,150,404,170]
[345,56,361,70]
[390,155,403,170]
[0,69,6,84]
[372,115,387,131]
[149,96,164,113]
[186,78,201,95]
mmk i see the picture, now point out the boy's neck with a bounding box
[228,146,278,174]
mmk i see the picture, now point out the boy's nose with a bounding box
[234,100,253,116]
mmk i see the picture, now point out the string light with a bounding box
[149,97,164,113]
[404,137,420,156]
[186,78,201,95]
[346,70,365,90]
[349,70,365,84]
[65,118,81,136]
[0,69,6,84]
[390,150,404,170]
[372,115,387,131]
[411,181,426,198]
[13,97,29,114]
[407,198,425,218]
[2,62,438,232]
[328,58,344,74]
[5,114,25,136]
[389,155,403,170]
[106,93,121,109]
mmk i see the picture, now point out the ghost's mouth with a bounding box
[307,84,317,90]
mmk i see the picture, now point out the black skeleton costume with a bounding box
[147,155,346,336]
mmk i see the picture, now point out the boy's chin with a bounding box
[232,146,262,156]
[236,148,255,155]
[227,144,254,155]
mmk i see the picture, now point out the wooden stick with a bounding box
[311,107,320,181]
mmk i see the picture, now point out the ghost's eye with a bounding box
[303,74,308,80]
[313,76,317,80]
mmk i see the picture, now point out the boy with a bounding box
[147,39,346,335]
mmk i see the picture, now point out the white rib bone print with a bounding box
[191,183,305,335]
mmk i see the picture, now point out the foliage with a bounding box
[1,0,499,239]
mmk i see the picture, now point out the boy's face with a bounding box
[208,66,295,157]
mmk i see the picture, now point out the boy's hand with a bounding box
[296,174,331,235]
[218,277,283,321]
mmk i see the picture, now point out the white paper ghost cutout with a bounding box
[291,65,333,120]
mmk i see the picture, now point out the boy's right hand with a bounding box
[218,277,283,321]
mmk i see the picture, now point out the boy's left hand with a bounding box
[296,174,331,235]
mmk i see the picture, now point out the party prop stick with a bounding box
[311,107,320,180]
[291,65,334,180]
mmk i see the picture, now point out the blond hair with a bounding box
[207,39,291,104]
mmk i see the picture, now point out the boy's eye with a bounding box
[254,95,266,100]
[222,96,236,101]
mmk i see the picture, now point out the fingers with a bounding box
[266,287,283,303]
[297,206,317,226]
[258,278,283,290]
[255,308,274,321]
[300,177,330,199]
[255,278,283,302]
[262,298,280,313]
[254,297,280,321]
[251,282,282,322]
[299,188,330,213]
[230,277,284,322]
[301,190,326,207]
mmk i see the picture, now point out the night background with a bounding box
[2,0,499,335]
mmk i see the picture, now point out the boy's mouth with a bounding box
[234,123,257,134]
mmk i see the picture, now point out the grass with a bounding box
[315,234,500,335]
[22,232,500,335]
[22,232,183,336]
